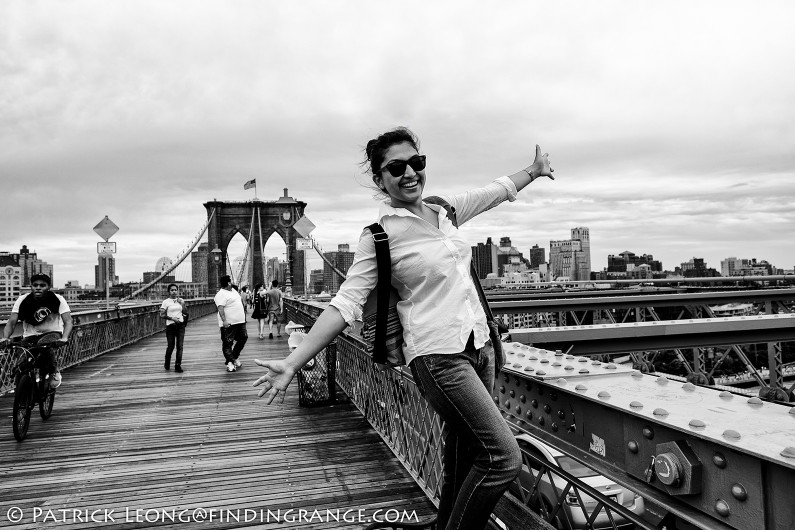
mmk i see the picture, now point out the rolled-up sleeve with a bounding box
[328,228,378,324]
[443,176,518,225]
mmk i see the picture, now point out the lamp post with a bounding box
[211,245,222,291]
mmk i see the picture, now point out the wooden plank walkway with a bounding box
[0,315,436,529]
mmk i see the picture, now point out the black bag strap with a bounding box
[366,222,391,364]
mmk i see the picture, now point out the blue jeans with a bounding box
[220,323,247,363]
[410,336,521,530]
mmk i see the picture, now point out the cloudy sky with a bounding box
[2,1,794,287]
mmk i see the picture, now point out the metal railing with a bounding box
[1,299,217,395]
[284,298,651,529]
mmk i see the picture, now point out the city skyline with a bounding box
[2,1,794,286]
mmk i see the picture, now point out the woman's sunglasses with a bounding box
[381,155,427,177]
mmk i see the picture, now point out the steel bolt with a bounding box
[731,484,748,501]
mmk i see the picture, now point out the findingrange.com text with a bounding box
[3,506,421,525]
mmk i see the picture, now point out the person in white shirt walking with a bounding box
[159,283,186,373]
[253,127,554,530]
[214,275,248,372]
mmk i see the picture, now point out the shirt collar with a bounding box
[377,201,445,223]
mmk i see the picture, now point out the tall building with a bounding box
[0,254,22,303]
[191,243,209,284]
[529,244,545,268]
[323,244,355,294]
[308,269,324,295]
[9,245,54,287]
[291,249,306,296]
[549,227,591,281]
[471,237,498,279]
[95,254,117,291]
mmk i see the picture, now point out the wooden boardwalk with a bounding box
[0,315,436,529]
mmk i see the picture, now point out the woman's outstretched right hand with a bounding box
[252,358,295,405]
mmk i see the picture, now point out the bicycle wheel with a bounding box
[39,381,55,420]
[13,374,33,441]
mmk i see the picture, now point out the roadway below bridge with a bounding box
[0,314,435,529]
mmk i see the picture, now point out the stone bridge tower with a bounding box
[204,189,307,292]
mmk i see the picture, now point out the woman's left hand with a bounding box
[526,144,554,181]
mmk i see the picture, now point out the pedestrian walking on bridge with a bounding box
[215,275,247,372]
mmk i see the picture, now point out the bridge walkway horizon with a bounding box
[0,314,436,529]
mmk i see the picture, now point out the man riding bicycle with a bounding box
[1,273,72,389]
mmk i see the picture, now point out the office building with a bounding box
[0,254,22,303]
[191,242,209,284]
[323,244,355,294]
[529,244,545,268]
[549,227,591,281]
[95,253,117,291]
[9,245,54,287]
[471,237,499,279]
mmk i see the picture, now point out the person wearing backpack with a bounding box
[253,127,554,530]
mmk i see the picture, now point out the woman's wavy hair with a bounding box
[362,127,420,196]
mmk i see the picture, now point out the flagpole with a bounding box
[255,180,258,200]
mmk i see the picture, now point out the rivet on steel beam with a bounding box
[504,400,511,408]
[722,429,741,441]
[627,440,639,453]
[781,447,795,458]
[714,499,730,518]
[507,350,515,356]
[746,397,763,407]
[578,357,587,363]
[500,386,506,394]
[565,355,574,360]
[512,363,522,369]
[556,378,567,385]
[606,363,617,370]
[642,426,654,439]
[578,368,589,374]
[631,371,643,378]
[712,452,727,468]
[551,422,559,432]
[656,376,669,385]
[543,404,552,414]
[575,384,588,392]
[789,408,795,416]
[552,362,562,367]
[630,401,643,409]
[591,360,602,366]
[504,375,510,383]
[598,391,611,399]
[540,358,549,364]
[719,391,734,400]
[653,408,669,417]
[526,411,534,421]
[509,390,515,398]
[555,349,563,356]
[558,410,565,419]
[564,365,574,371]
[537,370,547,375]
[682,383,696,392]
[538,416,545,426]
[731,484,748,501]
[531,399,538,408]
[520,395,526,403]
[689,419,706,429]
[524,366,535,372]
[528,355,538,361]
[515,406,522,415]
[493,396,500,405]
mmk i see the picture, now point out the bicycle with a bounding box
[3,332,62,441]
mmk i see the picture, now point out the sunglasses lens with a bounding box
[408,155,426,172]
[385,161,408,177]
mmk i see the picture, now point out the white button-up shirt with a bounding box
[330,176,518,366]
